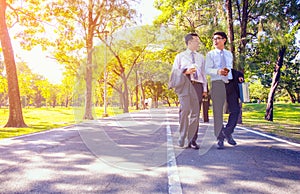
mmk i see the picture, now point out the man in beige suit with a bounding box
[169,33,207,149]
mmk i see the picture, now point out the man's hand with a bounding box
[185,67,197,74]
[218,68,229,76]
[238,77,244,82]
[202,92,208,98]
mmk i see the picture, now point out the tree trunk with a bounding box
[235,0,249,124]
[0,0,27,127]
[226,0,244,123]
[140,78,146,109]
[238,0,249,71]
[225,0,236,67]
[135,70,139,110]
[83,1,94,120]
[123,80,129,113]
[265,46,286,121]
[286,88,296,103]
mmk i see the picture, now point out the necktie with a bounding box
[220,50,226,68]
[191,52,198,80]
[220,50,228,83]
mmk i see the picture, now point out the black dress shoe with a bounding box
[223,132,237,146]
[227,135,237,145]
[188,142,200,150]
[217,139,224,149]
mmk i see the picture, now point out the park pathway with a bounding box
[0,107,299,193]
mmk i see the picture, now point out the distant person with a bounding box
[223,69,244,146]
[144,98,148,109]
[205,31,233,149]
[147,98,152,109]
[169,33,207,149]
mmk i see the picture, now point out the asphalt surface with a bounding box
[0,107,299,194]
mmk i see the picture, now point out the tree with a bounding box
[246,1,300,120]
[281,45,300,103]
[96,26,158,113]
[10,0,137,119]
[60,74,75,107]
[0,0,27,127]
[265,46,286,121]
[225,0,236,66]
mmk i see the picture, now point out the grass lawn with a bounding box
[0,106,124,139]
[238,103,300,143]
[0,103,299,143]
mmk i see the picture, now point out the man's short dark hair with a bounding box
[213,31,228,45]
[185,33,199,45]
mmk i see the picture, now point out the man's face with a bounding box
[212,35,226,49]
[188,36,200,51]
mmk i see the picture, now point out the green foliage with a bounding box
[280,44,300,102]
[246,23,300,102]
[2,0,299,113]
[242,103,300,142]
[248,79,269,102]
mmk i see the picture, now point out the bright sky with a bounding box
[136,0,161,25]
[12,45,64,84]
[10,0,160,84]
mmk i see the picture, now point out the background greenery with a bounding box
[0,1,299,135]
[1,0,299,114]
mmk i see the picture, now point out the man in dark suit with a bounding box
[222,68,244,146]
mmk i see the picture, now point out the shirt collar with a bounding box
[186,48,195,54]
[216,48,225,53]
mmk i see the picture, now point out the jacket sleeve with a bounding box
[168,68,186,90]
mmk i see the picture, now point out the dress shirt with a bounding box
[205,48,233,82]
[172,49,207,92]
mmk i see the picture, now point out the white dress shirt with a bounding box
[205,48,233,82]
[172,49,207,92]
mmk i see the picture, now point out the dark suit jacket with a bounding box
[225,69,244,112]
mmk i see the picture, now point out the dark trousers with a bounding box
[179,82,203,144]
[224,82,240,136]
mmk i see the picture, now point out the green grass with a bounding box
[239,103,300,143]
[0,106,124,139]
[0,103,299,143]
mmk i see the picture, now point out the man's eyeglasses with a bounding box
[212,37,224,41]
[190,40,200,44]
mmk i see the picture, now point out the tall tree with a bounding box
[265,46,286,121]
[97,26,157,113]
[235,0,249,70]
[0,0,27,127]
[248,0,300,120]
[280,44,300,103]
[10,0,137,119]
[225,0,236,67]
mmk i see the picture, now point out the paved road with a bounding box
[0,107,299,194]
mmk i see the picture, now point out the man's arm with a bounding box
[173,54,195,74]
[237,70,244,83]
[205,52,218,76]
[200,57,208,94]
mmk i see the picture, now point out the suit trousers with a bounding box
[224,82,240,136]
[178,85,200,147]
[191,82,203,143]
[211,80,226,139]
